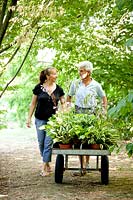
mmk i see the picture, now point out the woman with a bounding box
[26,67,65,176]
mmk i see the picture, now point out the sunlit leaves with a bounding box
[126,142,133,157]
[0,0,132,157]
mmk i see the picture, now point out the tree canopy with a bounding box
[0,0,133,156]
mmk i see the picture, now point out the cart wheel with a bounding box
[101,155,109,185]
[55,154,64,183]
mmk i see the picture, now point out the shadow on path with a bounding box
[0,128,133,200]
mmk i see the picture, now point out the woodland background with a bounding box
[0,0,133,156]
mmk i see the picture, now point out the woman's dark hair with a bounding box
[39,67,55,84]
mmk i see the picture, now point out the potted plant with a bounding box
[78,115,119,150]
[40,109,119,151]
[40,110,78,148]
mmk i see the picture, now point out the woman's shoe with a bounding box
[40,171,50,177]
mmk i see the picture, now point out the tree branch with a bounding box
[0,45,20,77]
[0,40,17,54]
[0,27,40,98]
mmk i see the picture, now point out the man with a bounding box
[66,60,107,175]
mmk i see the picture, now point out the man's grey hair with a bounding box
[77,61,93,73]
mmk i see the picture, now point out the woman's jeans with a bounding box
[35,118,53,163]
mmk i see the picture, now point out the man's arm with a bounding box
[102,96,108,113]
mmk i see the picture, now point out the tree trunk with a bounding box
[0,0,18,46]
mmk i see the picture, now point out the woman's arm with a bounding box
[66,95,72,103]
[59,96,66,111]
[66,95,72,108]
[26,95,37,127]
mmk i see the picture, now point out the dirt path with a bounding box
[0,127,133,200]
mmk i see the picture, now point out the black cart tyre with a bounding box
[101,155,109,185]
[55,154,64,183]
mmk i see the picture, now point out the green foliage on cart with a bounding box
[40,109,120,152]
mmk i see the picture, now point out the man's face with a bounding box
[79,67,90,80]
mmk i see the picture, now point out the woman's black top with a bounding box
[33,83,65,120]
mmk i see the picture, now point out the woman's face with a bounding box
[47,68,57,82]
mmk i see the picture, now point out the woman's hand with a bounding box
[26,119,31,128]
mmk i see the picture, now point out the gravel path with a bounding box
[0,127,133,200]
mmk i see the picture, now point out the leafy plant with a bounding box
[108,90,133,155]
[40,109,120,151]
[41,110,77,144]
[79,116,119,151]
[126,142,133,158]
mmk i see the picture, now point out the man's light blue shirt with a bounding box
[68,79,106,109]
